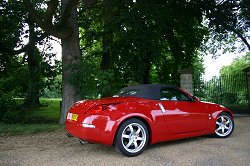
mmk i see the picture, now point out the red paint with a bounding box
[65,90,233,146]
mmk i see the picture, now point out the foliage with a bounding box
[0,92,18,122]
[219,52,250,105]
[201,0,250,54]
[1,0,61,107]
[220,52,250,76]
[205,74,247,105]
[41,75,62,98]
[75,0,210,97]
[194,53,249,112]
[70,57,114,99]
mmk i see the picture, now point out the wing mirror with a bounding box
[191,96,200,102]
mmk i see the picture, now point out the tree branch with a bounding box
[23,0,46,30]
[216,18,250,51]
[1,31,49,56]
[45,0,59,23]
[0,42,27,55]
[228,27,250,51]
[23,0,71,39]
[204,9,250,51]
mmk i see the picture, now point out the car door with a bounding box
[159,87,208,134]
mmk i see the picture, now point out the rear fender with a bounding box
[110,102,167,144]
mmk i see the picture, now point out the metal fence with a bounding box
[193,74,249,114]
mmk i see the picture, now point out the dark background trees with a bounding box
[0,0,249,124]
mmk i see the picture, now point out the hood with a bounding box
[200,100,230,113]
[201,101,225,108]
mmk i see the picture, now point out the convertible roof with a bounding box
[119,84,177,100]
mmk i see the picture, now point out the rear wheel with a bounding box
[214,112,234,138]
[115,118,149,157]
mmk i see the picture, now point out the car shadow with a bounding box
[147,135,210,150]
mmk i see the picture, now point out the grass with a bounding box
[0,98,63,135]
[27,98,62,122]
[0,123,63,136]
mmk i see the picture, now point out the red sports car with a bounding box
[65,84,234,157]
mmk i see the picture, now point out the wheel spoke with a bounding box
[137,136,143,141]
[221,127,225,134]
[122,134,130,139]
[129,125,134,133]
[221,116,224,122]
[216,121,221,125]
[224,125,229,130]
[133,141,138,149]
[216,126,222,132]
[225,120,230,125]
[135,128,141,135]
[126,140,133,149]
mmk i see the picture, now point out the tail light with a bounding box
[86,103,120,114]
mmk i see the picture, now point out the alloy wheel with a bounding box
[215,114,233,137]
[121,123,147,153]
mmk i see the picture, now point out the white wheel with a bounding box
[215,113,234,138]
[115,118,149,157]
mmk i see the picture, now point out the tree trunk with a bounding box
[59,1,82,124]
[100,0,113,97]
[24,18,41,107]
[24,49,41,106]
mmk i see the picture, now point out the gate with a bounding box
[193,74,249,114]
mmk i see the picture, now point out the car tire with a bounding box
[115,118,149,157]
[214,112,234,138]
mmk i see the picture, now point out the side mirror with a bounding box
[191,96,200,102]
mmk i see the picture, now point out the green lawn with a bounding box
[0,123,63,136]
[0,98,63,135]
[28,98,62,122]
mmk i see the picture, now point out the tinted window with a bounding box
[160,88,190,101]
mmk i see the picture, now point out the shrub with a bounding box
[0,92,18,122]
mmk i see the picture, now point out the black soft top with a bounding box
[117,84,177,100]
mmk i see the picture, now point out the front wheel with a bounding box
[214,112,234,138]
[115,118,149,157]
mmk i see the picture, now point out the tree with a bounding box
[1,0,57,107]
[78,0,207,86]
[23,0,84,124]
[219,53,249,105]
[220,53,250,75]
[202,0,250,53]
[197,53,250,107]
[21,0,250,123]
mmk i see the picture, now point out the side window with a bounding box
[160,88,190,101]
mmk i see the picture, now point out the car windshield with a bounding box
[114,89,140,97]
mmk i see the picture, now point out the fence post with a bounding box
[180,69,193,95]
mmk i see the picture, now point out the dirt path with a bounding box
[0,117,250,166]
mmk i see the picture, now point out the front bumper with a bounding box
[65,114,118,145]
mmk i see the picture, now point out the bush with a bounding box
[0,92,18,122]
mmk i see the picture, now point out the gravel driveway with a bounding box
[0,116,249,166]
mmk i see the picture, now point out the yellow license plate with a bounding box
[71,114,78,121]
